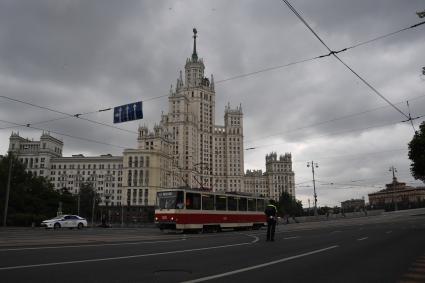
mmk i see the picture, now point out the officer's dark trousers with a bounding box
[266,219,276,241]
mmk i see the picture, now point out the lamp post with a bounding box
[104,192,112,226]
[105,173,113,224]
[307,161,319,216]
[58,173,68,216]
[3,151,14,227]
[308,198,311,216]
[90,173,97,227]
[389,166,398,211]
[74,173,82,215]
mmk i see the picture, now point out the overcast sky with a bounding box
[1,0,424,207]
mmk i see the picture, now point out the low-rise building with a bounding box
[341,198,365,212]
[368,176,425,209]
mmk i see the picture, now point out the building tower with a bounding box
[266,152,295,200]
[161,28,216,189]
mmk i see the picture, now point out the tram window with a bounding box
[215,195,227,210]
[248,198,256,211]
[238,198,247,211]
[256,199,265,211]
[157,191,177,209]
[228,196,237,211]
[202,195,214,210]
[176,191,184,209]
[186,192,201,210]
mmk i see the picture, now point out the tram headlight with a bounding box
[171,217,174,221]
[155,216,158,221]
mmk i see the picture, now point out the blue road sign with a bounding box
[113,101,143,123]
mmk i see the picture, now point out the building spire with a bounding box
[192,28,198,61]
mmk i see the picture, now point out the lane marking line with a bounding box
[283,236,299,240]
[180,245,339,283]
[330,231,342,233]
[357,237,368,241]
[0,239,258,271]
[0,239,186,252]
[386,231,392,234]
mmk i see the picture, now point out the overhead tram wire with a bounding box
[246,113,425,150]
[0,95,138,135]
[245,94,425,145]
[215,19,425,84]
[291,147,407,164]
[281,0,415,129]
[27,18,421,120]
[2,19,424,135]
[0,118,129,149]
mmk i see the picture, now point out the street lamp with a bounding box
[307,161,319,216]
[74,173,82,215]
[104,192,112,226]
[3,151,14,227]
[90,173,97,227]
[389,166,398,211]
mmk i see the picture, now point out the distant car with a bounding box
[41,215,88,229]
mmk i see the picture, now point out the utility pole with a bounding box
[307,161,319,216]
[90,173,97,227]
[308,198,311,216]
[389,166,398,211]
[418,10,425,78]
[3,152,13,227]
[91,192,96,227]
[77,192,81,216]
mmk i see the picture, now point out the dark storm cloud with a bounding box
[1,0,424,206]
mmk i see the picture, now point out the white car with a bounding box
[41,215,88,229]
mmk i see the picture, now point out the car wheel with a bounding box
[77,223,83,229]
[54,223,61,229]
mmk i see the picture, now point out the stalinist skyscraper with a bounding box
[160,28,244,192]
[9,29,295,209]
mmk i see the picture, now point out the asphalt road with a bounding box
[1,209,425,283]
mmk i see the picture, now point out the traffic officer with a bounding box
[264,201,277,241]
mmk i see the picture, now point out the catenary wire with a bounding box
[2,18,424,133]
[245,94,425,144]
[246,114,425,150]
[281,0,410,121]
[0,95,138,135]
[0,118,129,149]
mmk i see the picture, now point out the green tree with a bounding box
[0,153,68,226]
[78,182,100,221]
[408,121,425,183]
[277,191,304,218]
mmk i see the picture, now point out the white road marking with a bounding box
[331,230,342,233]
[181,245,339,283]
[386,231,392,234]
[283,236,299,240]
[357,237,368,241]
[0,238,258,271]
[0,239,186,252]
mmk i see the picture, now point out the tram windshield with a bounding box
[157,191,184,209]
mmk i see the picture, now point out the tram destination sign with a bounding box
[113,101,143,123]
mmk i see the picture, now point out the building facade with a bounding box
[6,30,295,207]
[341,199,365,212]
[368,176,425,209]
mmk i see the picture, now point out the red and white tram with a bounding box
[155,188,267,232]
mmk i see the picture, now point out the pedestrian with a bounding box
[264,201,277,241]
